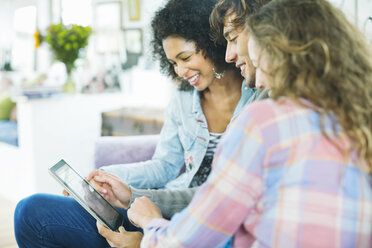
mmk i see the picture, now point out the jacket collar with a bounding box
[191,79,252,115]
[192,89,201,114]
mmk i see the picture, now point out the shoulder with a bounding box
[169,89,194,104]
[166,89,195,116]
[236,98,309,128]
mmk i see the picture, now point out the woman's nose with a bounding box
[176,65,188,78]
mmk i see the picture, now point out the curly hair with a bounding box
[151,0,238,90]
[210,0,270,45]
[247,0,372,174]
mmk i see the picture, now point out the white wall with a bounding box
[0,0,14,49]
[0,0,53,72]
[1,0,370,61]
[122,0,167,58]
[330,0,372,41]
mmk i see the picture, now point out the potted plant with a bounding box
[39,24,92,92]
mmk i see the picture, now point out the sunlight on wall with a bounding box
[12,5,36,71]
[329,0,372,41]
[61,0,92,26]
[13,6,36,33]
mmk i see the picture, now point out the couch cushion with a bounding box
[0,93,16,120]
[94,135,159,168]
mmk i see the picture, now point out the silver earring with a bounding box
[212,68,225,79]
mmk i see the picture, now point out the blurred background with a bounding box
[0,0,370,247]
[0,0,172,203]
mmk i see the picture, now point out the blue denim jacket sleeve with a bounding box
[101,93,186,189]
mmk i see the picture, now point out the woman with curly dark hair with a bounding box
[13,0,256,247]
[151,0,239,91]
[93,0,255,205]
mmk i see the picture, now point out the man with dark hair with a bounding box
[210,0,270,97]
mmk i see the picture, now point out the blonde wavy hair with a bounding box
[246,0,372,174]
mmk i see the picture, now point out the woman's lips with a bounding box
[188,74,200,86]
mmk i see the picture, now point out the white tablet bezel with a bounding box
[49,159,124,231]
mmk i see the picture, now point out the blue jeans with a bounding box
[14,193,141,248]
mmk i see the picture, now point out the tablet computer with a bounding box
[49,159,124,231]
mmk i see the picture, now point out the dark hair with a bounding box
[151,0,238,90]
[210,0,270,45]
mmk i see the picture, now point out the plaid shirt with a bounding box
[142,99,372,248]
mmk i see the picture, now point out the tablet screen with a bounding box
[50,160,123,231]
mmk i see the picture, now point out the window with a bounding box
[94,1,122,54]
[12,5,37,71]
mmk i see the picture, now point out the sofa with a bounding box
[94,134,160,168]
[0,92,17,146]
[0,120,18,146]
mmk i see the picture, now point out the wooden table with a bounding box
[101,106,164,136]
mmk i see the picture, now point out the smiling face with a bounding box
[247,37,272,91]
[223,13,255,87]
[162,36,216,91]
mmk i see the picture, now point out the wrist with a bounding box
[123,186,132,208]
[140,216,155,229]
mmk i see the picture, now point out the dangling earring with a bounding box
[212,68,225,79]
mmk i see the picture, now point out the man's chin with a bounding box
[245,74,256,88]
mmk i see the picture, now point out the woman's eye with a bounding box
[182,55,191,61]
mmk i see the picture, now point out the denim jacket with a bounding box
[102,81,255,189]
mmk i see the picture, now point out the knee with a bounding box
[14,194,55,247]
[14,193,47,232]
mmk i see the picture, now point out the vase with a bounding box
[63,72,75,93]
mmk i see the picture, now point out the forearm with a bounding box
[129,187,198,219]
[100,159,182,189]
[140,183,237,248]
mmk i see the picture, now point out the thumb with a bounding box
[96,221,109,238]
[118,226,126,234]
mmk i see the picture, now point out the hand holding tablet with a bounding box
[86,169,132,209]
[49,159,124,231]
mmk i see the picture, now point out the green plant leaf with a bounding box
[45,23,92,73]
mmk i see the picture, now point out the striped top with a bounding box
[141,98,372,248]
[189,132,223,187]
[205,132,223,158]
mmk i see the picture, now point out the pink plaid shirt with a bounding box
[142,99,372,248]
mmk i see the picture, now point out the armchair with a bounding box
[94,134,160,168]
